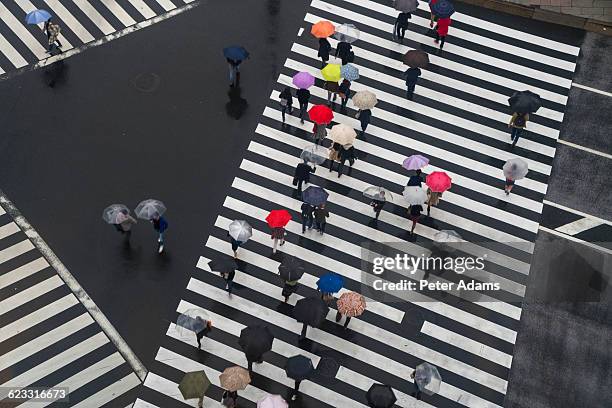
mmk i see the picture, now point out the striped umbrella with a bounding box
[340,64,359,81]
[337,292,366,317]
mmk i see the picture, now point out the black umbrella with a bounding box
[508,90,542,113]
[238,325,274,360]
[208,258,237,274]
[293,296,329,327]
[285,355,314,381]
[366,384,397,408]
[278,256,305,282]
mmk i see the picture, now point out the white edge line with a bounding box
[572,82,612,98]
[539,226,612,255]
[556,139,612,160]
[0,190,147,382]
[543,200,612,227]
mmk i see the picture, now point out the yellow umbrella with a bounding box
[311,20,335,38]
[321,64,341,82]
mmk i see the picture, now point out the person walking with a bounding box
[338,79,351,109]
[325,80,339,105]
[115,212,137,238]
[297,88,311,124]
[335,41,352,65]
[508,112,529,147]
[393,12,411,43]
[407,169,424,186]
[228,233,243,258]
[221,269,236,294]
[313,122,327,145]
[410,369,423,400]
[151,214,168,254]
[227,58,242,87]
[282,278,299,303]
[434,17,451,50]
[405,66,422,100]
[426,187,442,216]
[318,38,331,68]
[334,310,352,328]
[45,19,62,53]
[279,87,293,123]
[271,227,286,254]
[330,143,356,178]
[314,204,330,235]
[293,160,315,197]
[221,389,238,407]
[504,176,515,195]
[356,108,372,137]
[291,380,302,401]
[301,202,315,233]
[195,317,212,349]
[408,204,423,235]
[370,198,385,220]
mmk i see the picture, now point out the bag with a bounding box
[329,148,339,161]
[280,98,287,107]
[292,177,298,186]
[513,114,526,127]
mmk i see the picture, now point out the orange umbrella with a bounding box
[311,20,335,38]
[337,292,366,317]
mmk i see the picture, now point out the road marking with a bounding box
[71,372,141,408]
[125,0,157,19]
[556,217,604,236]
[556,139,612,160]
[0,257,49,290]
[0,190,147,382]
[543,200,612,226]
[0,221,20,240]
[572,82,612,98]
[99,0,137,27]
[538,226,612,255]
[0,275,64,314]
[71,0,117,35]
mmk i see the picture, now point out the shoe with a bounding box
[158,244,164,253]
[280,240,285,246]
[291,395,297,401]
[434,39,439,43]
[338,173,342,178]
[505,190,510,196]
[430,21,434,27]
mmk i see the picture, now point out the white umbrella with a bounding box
[134,199,166,220]
[329,123,357,145]
[402,186,427,205]
[229,220,252,242]
[352,90,377,110]
[257,394,288,408]
[503,158,529,180]
[102,204,130,224]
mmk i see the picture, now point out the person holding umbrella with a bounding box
[507,90,541,147]
[338,79,352,109]
[279,87,293,123]
[321,63,341,105]
[434,16,452,49]
[178,371,211,408]
[135,199,168,253]
[311,20,335,67]
[293,159,315,197]
[266,210,291,254]
[335,40,353,65]
[285,355,314,400]
[405,66,422,100]
[278,256,305,302]
[317,273,343,304]
[314,203,330,235]
[366,383,397,408]
[363,187,392,220]
[308,104,333,144]
[223,46,249,87]
[333,23,359,64]
[335,291,366,328]
[503,158,529,195]
[102,204,136,238]
[325,79,340,105]
[219,366,250,407]
[293,296,329,340]
[297,88,311,124]
[425,188,442,216]
[412,362,443,399]
[303,186,329,209]
[331,143,356,177]
[425,171,451,216]
[394,12,411,43]
[403,50,428,100]
[239,325,274,373]
[292,72,315,124]
[403,154,429,185]
[356,108,372,137]
[228,220,251,258]
[407,169,423,186]
[318,38,332,68]
[44,18,62,54]
[403,186,427,234]
[195,316,213,349]
[352,90,378,112]
[209,258,237,294]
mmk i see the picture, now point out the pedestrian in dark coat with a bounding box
[246,350,264,373]
[221,269,236,294]
[335,41,352,65]
[508,112,529,147]
[227,58,242,87]
[313,122,327,145]
[151,215,168,254]
[297,88,311,124]
[314,204,330,235]
[282,279,299,303]
[228,232,243,258]
[405,67,422,100]
[370,199,385,219]
[221,390,238,407]
[394,12,411,42]
[279,87,293,123]
[291,379,302,400]
[408,204,423,235]
[338,79,351,109]
[325,80,339,105]
[411,369,423,400]
[330,144,356,177]
[318,38,331,67]
[356,108,372,136]
[293,160,315,196]
[301,202,315,233]
[407,169,424,186]
[195,317,212,349]
[434,17,451,49]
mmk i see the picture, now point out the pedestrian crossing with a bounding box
[136,0,580,406]
[0,0,196,76]
[0,204,141,406]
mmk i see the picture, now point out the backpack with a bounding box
[513,114,526,127]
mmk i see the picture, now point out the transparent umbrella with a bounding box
[228,220,252,242]
[300,145,329,165]
[363,186,393,202]
[402,186,427,205]
[333,23,360,43]
[415,362,442,395]
[102,204,130,224]
[503,158,529,180]
[433,230,462,253]
[134,199,166,219]
[176,308,209,338]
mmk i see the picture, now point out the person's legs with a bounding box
[297,179,303,196]
[512,128,522,146]
[272,238,278,254]
[399,27,406,40]
[327,91,332,104]
[337,158,346,177]
[307,216,314,230]
[300,102,307,123]
[410,218,417,234]
[439,35,446,49]
[407,82,416,99]
[335,311,342,322]
[281,105,286,122]
[427,204,431,216]
[435,31,440,43]
[320,221,326,235]
[344,316,351,328]
[229,64,234,85]
[299,323,307,339]
[302,217,307,233]
[375,208,381,219]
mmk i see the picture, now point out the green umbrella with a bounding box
[178,371,211,400]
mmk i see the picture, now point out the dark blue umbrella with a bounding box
[317,273,344,293]
[431,0,455,18]
[302,186,329,206]
[223,46,249,62]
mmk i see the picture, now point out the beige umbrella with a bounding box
[352,90,377,110]
[219,366,251,392]
[330,124,357,145]
[337,292,366,317]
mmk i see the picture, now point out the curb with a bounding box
[458,0,612,35]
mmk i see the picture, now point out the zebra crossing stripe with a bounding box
[99,0,138,27]
[70,0,117,35]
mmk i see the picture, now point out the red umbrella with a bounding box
[308,105,334,125]
[266,210,292,228]
[426,172,452,192]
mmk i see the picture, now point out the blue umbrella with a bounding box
[317,273,344,293]
[302,186,329,206]
[341,64,359,81]
[223,46,249,62]
[431,0,455,18]
[25,9,52,25]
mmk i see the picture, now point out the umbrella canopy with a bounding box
[340,64,359,81]
[363,186,393,202]
[311,20,335,38]
[431,0,455,18]
[223,46,249,61]
[219,366,251,391]
[402,154,429,170]
[321,64,342,82]
[266,209,292,228]
[426,171,452,192]
[403,50,429,68]
[300,144,329,165]
[503,158,529,180]
[403,186,428,205]
[25,9,52,25]
[433,230,462,243]
[415,362,442,395]
[178,371,211,400]
[366,384,397,408]
[278,256,306,281]
[352,90,378,109]
[229,220,252,242]
[329,123,357,145]
[308,105,334,125]
[293,296,329,327]
[333,23,360,43]
[176,309,209,335]
[292,71,315,89]
[303,186,329,206]
[394,0,419,12]
[285,355,314,381]
[208,258,237,274]
[102,204,130,224]
[134,199,166,219]
[337,292,366,317]
[508,90,542,113]
[316,273,344,293]
[239,325,274,359]
[258,394,288,408]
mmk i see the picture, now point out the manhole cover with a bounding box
[131,73,161,92]
[315,357,339,378]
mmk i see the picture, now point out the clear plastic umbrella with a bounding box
[415,362,442,395]
[300,145,328,165]
[134,199,166,219]
[333,23,360,43]
[503,158,529,180]
[433,230,462,243]
[176,308,209,337]
[352,90,377,110]
[402,186,427,205]
[363,186,393,202]
[102,204,130,224]
[229,220,252,242]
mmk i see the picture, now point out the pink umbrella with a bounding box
[292,71,315,89]
[426,171,452,192]
[257,394,288,408]
[402,155,429,170]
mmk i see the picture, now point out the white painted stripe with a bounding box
[71,372,141,408]
[187,278,504,406]
[0,205,5,216]
[0,275,64,314]
[538,226,612,256]
[347,0,575,71]
[421,321,513,368]
[125,0,157,19]
[0,294,78,343]
[557,138,612,160]
[543,200,612,226]
[13,0,73,52]
[0,239,34,265]
[0,313,93,372]
[0,66,4,75]
[143,372,218,406]
[0,33,28,68]
[99,0,137,27]
[556,217,604,236]
[309,1,572,88]
[298,27,304,36]
[0,221,20,240]
[43,0,95,43]
[154,0,177,12]
[0,257,50,290]
[572,82,612,97]
[70,0,117,35]
[1,332,109,389]
[304,13,568,105]
[0,1,48,59]
[133,398,160,408]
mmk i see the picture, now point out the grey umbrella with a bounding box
[394,0,419,12]
[415,362,442,395]
[134,199,166,219]
[503,158,529,180]
[508,90,542,113]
